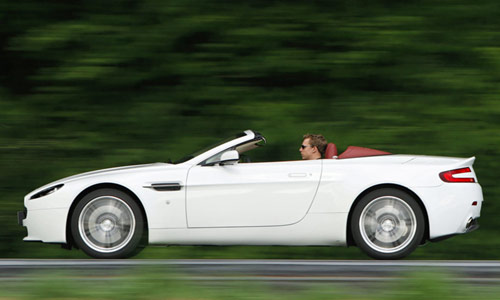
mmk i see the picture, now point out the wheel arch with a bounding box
[346,183,429,247]
[65,183,149,249]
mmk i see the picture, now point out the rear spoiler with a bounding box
[453,157,476,169]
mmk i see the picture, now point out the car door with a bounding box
[185,160,322,228]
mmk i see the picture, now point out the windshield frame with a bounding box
[174,130,264,165]
[173,132,246,164]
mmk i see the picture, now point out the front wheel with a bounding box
[351,188,425,259]
[71,189,146,258]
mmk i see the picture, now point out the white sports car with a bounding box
[18,130,483,259]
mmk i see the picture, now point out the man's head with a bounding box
[300,134,327,160]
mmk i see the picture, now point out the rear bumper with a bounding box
[429,217,479,242]
[413,183,483,239]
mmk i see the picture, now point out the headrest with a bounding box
[324,143,338,159]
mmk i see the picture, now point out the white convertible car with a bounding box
[18,130,483,259]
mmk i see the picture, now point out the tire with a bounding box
[351,188,425,259]
[71,189,146,258]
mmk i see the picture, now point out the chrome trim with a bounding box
[465,218,480,233]
[143,182,182,191]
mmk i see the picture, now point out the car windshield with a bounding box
[173,132,247,164]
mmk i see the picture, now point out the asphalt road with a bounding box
[1,260,500,285]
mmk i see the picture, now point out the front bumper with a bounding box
[20,207,68,243]
[21,184,76,244]
[17,208,27,226]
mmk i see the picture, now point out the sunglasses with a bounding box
[300,145,314,149]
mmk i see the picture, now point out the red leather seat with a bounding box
[324,143,338,159]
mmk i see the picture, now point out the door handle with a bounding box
[288,173,307,177]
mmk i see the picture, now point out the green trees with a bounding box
[1,0,499,258]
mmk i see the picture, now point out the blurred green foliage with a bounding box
[0,268,497,299]
[1,0,499,258]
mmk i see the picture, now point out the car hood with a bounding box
[61,163,170,182]
[30,162,172,194]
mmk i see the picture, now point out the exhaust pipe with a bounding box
[465,217,479,232]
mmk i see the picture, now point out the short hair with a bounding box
[303,134,327,157]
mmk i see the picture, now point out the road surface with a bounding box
[1,259,499,285]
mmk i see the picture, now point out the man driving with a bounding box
[300,134,327,160]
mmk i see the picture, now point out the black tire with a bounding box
[351,188,425,259]
[71,189,146,258]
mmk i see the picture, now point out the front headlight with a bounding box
[30,184,64,200]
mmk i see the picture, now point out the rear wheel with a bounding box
[71,189,146,258]
[351,188,425,259]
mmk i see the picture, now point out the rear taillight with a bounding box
[439,167,475,183]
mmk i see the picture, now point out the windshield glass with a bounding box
[173,132,247,164]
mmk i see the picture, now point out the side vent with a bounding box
[144,183,182,191]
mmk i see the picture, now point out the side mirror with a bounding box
[219,150,239,165]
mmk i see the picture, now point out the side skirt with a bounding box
[148,212,348,246]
